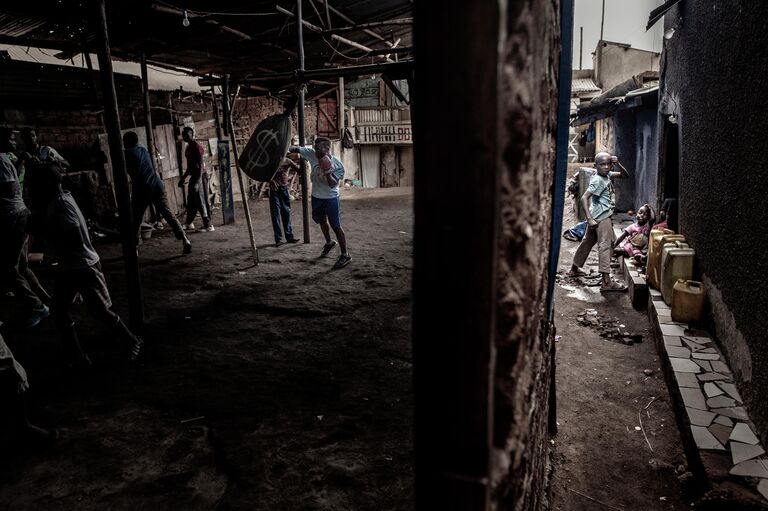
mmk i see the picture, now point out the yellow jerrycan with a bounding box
[648,231,683,289]
[661,246,695,305]
[671,280,706,323]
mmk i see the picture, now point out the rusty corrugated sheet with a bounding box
[0,14,46,37]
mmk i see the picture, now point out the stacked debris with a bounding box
[576,309,643,345]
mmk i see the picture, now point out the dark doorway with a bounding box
[659,119,680,230]
[660,119,680,202]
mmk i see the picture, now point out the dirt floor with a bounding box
[549,205,692,511]
[0,187,414,510]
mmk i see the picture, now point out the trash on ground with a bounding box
[576,309,643,345]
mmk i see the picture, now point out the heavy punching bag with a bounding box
[238,96,298,181]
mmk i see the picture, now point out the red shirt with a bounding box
[273,166,290,187]
[184,141,206,178]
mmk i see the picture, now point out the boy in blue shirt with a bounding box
[289,137,351,269]
[567,152,630,292]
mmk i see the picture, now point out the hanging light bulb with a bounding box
[182,9,190,27]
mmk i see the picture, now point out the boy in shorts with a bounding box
[289,137,351,269]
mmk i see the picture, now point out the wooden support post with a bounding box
[210,84,223,140]
[140,51,158,171]
[222,79,231,137]
[297,0,310,243]
[94,0,144,329]
[212,83,235,225]
[226,81,259,265]
[412,1,502,507]
[338,76,345,139]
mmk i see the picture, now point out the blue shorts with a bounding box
[311,196,342,229]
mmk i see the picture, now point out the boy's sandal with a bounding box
[566,269,588,277]
[600,281,627,292]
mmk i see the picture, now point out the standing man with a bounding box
[567,151,630,292]
[289,137,351,269]
[0,127,49,328]
[179,127,213,232]
[269,158,300,247]
[123,131,192,254]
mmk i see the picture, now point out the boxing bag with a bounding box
[238,113,292,181]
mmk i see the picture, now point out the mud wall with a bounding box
[492,0,559,508]
[660,1,768,442]
[412,0,560,509]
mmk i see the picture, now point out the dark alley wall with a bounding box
[660,2,768,442]
[413,0,560,509]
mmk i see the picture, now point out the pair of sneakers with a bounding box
[275,237,300,247]
[183,223,215,232]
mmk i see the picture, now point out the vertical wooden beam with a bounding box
[225,83,259,266]
[338,76,345,139]
[548,0,576,436]
[412,0,501,508]
[94,0,144,328]
[140,51,157,171]
[296,0,310,243]
[211,83,223,140]
[222,78,231,137]
[211,84,235,225]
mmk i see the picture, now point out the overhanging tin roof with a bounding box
[572,77,600,94]
[0,1,413,95]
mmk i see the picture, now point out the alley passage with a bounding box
[549,207,689,511]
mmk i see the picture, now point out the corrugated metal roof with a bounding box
[0,1,414,95]
[1,45,203,92]
[572,78,600,94]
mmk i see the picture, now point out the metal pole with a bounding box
[225,80,259,266]
[600,0,606,41]
[297,0,310,243]
[140,51,158,170]
[94,0,144,328]
[579,26,583,70]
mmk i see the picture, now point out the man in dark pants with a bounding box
[269,158,300,247]
[123,131,191,254]
[179,127,213,232]
[25,163,143,367]
[0,127,49,328]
